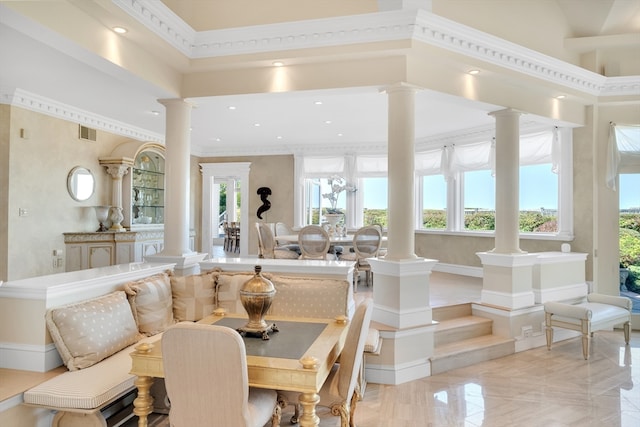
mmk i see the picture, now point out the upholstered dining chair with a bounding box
[339,225,382,290]
[298,225,334,260]
[274,221,301,254]
[162,322,282,427]
[278,299,374,427]
[255,222,299,259]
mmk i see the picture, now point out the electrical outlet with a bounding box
[522,326,533,338]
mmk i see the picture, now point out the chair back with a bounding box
[337,300,373,402]
[162,322,253,426]
[256,222,277,258]
[298,225,331,259]
[352,226,382,259]
[274,222,293,239]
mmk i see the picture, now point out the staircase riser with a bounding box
[432,304,472,321]
[435,323,493,346]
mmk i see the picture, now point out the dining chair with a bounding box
[274,221,301,254]
[339,225,382,289]
[222,221,231,251]
[162,322,282,427]
[298,225,334,260]
[278,299,374,427]
[255,222,299,259]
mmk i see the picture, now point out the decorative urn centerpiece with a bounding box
[237,265,278,340]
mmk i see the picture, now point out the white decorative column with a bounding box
[100,163,130,231]
[146,99,205,274]
[366,83,437,385]
[477,108,535,310]
[386,83,419,261]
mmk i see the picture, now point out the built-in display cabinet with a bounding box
[131,150,165,227]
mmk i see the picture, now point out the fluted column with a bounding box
[159,98,193,256]
[385,83,418,261]
[490,108,523,254]
[103,164,129,231]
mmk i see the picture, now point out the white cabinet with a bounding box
[63,230,195,272]
[131,150,165,227]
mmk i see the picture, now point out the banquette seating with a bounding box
[22,267,355,427]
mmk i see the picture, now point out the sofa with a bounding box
[22,267,354,427]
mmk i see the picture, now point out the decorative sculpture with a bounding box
[237,265,278,340]
[256,187,272,219]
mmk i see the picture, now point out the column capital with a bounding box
[158,98,195,109]
[382,82,422,95]
[488,108,523,118]
[102,164,129,179]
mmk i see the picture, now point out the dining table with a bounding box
[277,233,387,246]
[129,312,349,427]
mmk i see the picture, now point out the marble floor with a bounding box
[122,329,640,427]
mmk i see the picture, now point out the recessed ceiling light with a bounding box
[337,133,343,137]
[272,61,284,67]
[254,123,261,127]
[324,120,332,124]
[228,106,236,110]
[468,69,480,75]
[150,110,160,116]
[556,95,566,99]
[113,26,128,34]
[276,136,283,140]
[314,101,323,105]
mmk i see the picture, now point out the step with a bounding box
[431,335,515,375]
[432,303,472,321]
[434,315,493,346]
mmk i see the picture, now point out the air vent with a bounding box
[79,125,97,142]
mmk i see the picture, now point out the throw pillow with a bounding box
[124,271,174,336]
[45,290,140,371]
[170,271,216,321]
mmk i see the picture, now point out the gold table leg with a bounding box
[133,375,155,427]
[298,392,320,427]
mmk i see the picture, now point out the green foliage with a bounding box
[363,209,387,227]
[465,211,495,230]
[627,265,640,293]
[422,210,446,229]
[519,211,557,232]
[620,214,640,233]
[619,227,640,268]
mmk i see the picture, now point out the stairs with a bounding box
[430,303,515,375]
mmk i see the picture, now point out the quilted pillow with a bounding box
[215,273,255,314]
[45,291,140,371]
[170,271,216,321]
[268,275,349,318]
[124,271,174,336]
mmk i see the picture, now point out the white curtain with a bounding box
[606,124,640,190]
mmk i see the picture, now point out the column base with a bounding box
[477,252,538,310]
[145,252,207,275]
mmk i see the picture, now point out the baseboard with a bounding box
[365,359,431,385]
[0,342,61,372]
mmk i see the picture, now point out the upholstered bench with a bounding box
[544,293,632,360]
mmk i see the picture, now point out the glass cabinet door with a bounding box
[132,150,164,226]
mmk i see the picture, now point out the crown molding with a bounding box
[113,1,639,98]
[0,88,164,143]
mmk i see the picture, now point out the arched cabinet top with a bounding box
[100,140,165,165]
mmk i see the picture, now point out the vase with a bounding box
[109,207,125,231]
[238,265,278,339]
[324,213,343,236]
[94,205,111,232]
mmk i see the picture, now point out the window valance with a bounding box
[606,123,640,190]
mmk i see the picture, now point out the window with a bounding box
[296,127,572,239]
[421,175,447,230]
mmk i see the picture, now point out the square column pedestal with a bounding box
[365,257,438,385]
[476,252,538,310]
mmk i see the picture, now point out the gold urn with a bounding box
[237,265,278,339]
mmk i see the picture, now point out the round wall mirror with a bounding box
[67,166,96,201]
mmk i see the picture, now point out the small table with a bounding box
[130,312,349,427]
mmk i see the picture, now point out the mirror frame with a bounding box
[67,166,96,202]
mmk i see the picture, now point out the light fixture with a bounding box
[150,110,160,116]
[113,26,128,34]
[228,106,236,110]
[276,136,283,140]
[272,61,284,67]
[314,101,323,105]
[468,69,480,75]
[324,120,332,124]
[556,95,566,99]
[254,123,261,127]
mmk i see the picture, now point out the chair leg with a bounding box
[271,403,282,427]
[624,321,630,344]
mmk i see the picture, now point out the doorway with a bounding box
[200,162,251,258]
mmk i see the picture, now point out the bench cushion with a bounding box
[45,291,140,371]
[548,302,630,326]
[268,275,350,318]
[170,271,216,321]
[125,271,175,336]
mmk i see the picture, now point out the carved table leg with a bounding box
[298,391,320,427]
[133,375,155,427]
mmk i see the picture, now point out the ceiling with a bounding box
[1,1,638,156]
